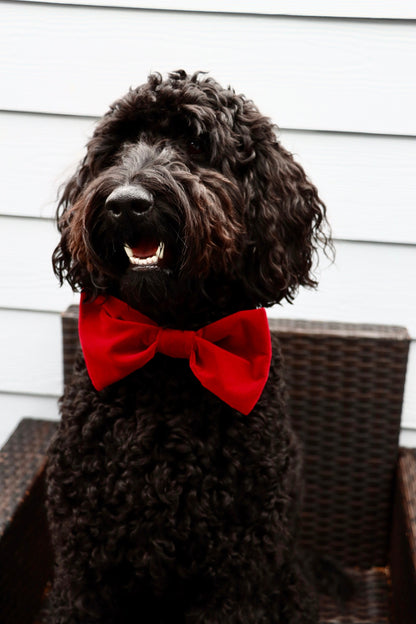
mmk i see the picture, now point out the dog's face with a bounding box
[53,70,330,326]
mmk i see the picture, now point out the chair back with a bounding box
[62,307,410,568]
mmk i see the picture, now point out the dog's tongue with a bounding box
[131,240,159,259]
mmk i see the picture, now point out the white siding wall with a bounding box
[1,1,415,447]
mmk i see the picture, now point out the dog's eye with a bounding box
[187,139,203,156]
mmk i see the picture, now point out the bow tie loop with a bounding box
[157,328,196,360]
[79,293,272,414]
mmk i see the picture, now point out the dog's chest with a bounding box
[67,354,237,506]
[58,355,267,557]
[51,350,293,580]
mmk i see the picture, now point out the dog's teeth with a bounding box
[124,242,164,266]
[124,244,134,259]
[156,242,165,260]
[131,255,157,266]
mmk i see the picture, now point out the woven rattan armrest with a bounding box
[0,418,57,624]
[390,448,416,623]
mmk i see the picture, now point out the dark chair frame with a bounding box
[0,306,414,623]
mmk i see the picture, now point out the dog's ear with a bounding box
[52,156,95,293]
[52,109,122,293]
[238,109,332,306]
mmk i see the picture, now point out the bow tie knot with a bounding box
[157,328,196,360]
[79,294,272,415]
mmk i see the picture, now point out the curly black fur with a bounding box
[46,70,332,623]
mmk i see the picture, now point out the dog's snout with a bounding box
[105,185,153,218]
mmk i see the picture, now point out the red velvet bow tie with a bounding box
[79,293,272,415]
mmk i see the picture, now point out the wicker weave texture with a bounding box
[0,419,57,624]
[62,305,80,386]
[0,419,57,536]
[390,449,416,623]
[272,320,410,569]
[319,567,392,624]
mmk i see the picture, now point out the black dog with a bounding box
[46,70,331,623]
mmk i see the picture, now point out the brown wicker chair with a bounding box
[0,306,414,623]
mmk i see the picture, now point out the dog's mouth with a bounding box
[124,239,165,269]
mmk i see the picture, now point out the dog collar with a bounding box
[78,293,272,415]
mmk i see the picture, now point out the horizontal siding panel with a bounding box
[18,1,416,20]
[1,4,415,135]
[2,112,416,246]
[0,398,59,450]
[269,241,416,337]
[400,427,416,449]
[0,112,95,219]
[0,217,78,312]
[1,217,416,333]
[281,130,416,245]
[0,310,63,396]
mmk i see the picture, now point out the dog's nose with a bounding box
[105,185,153,217]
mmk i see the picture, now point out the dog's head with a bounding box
[53,70,331,326]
